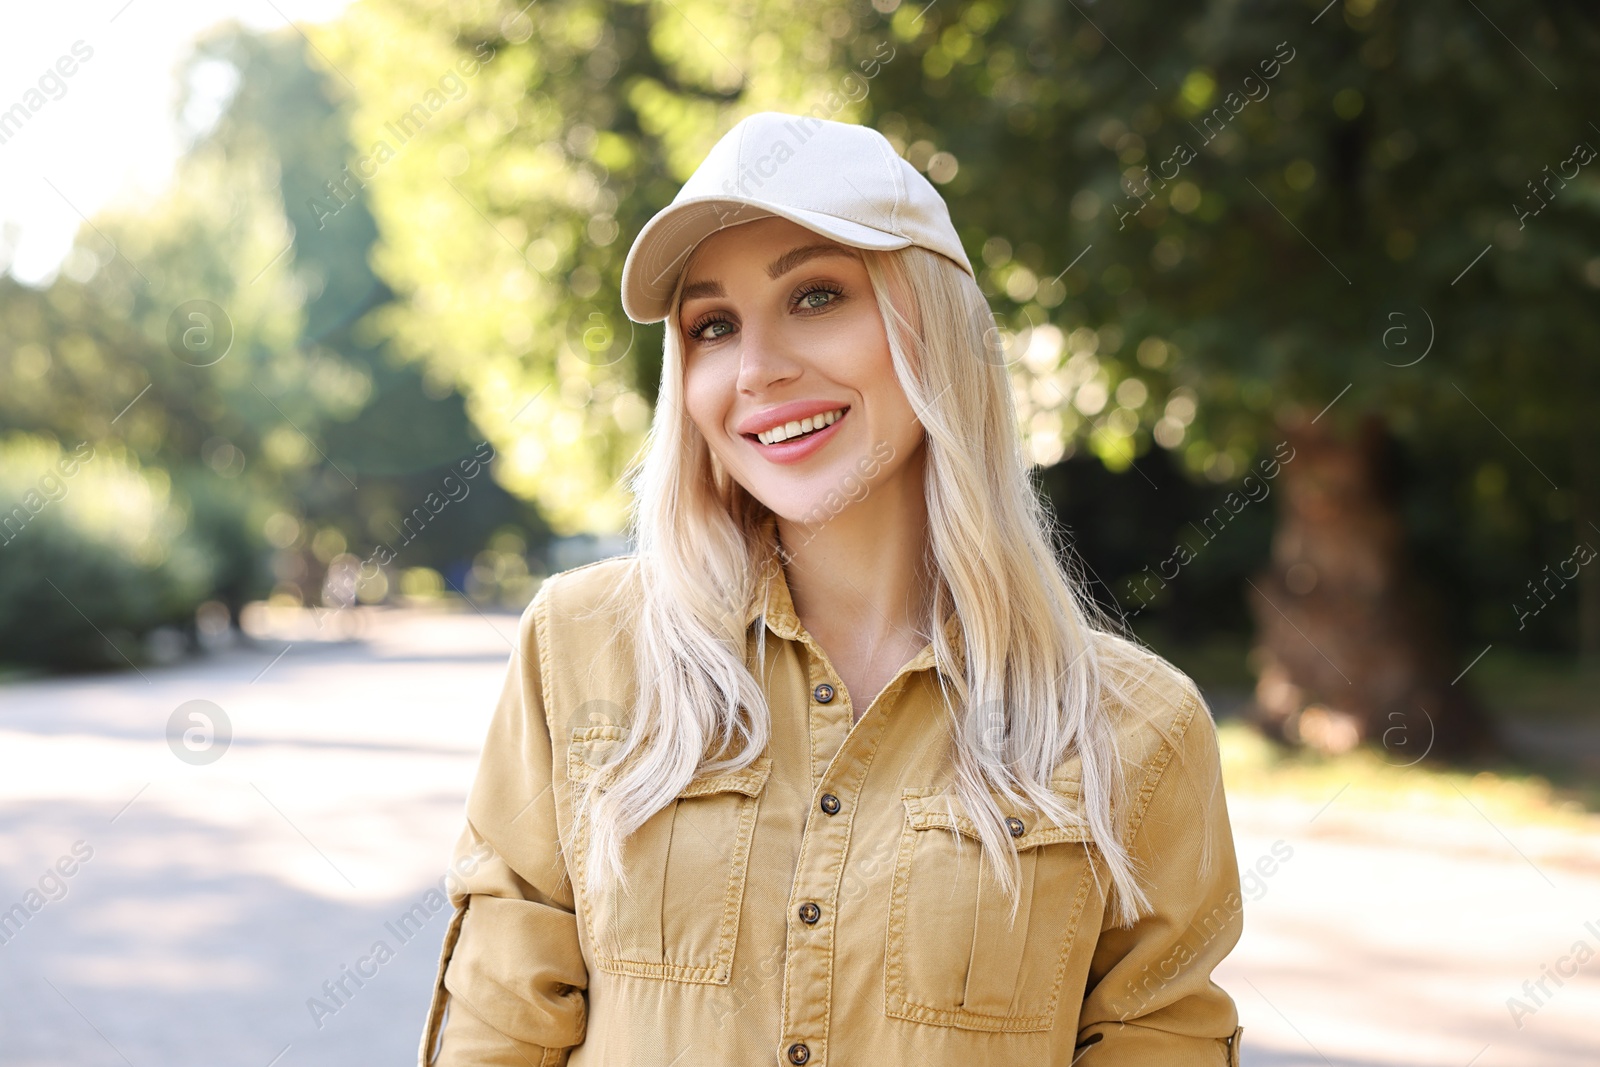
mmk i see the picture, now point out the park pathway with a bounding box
[0,607,1595,1065]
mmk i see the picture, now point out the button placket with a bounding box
[778,680,898,1067]
[805,655,851,790]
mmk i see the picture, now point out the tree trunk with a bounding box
[1246,410,1498,761]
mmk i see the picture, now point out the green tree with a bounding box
[320,0,861,533]
[857,0,1599,753]
[0,20,548,668]
[316,0,1600,754]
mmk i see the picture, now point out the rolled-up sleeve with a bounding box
[1074,688,1245,1066]
[419,587,589,1066]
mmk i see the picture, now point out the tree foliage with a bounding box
[319,0,866,533]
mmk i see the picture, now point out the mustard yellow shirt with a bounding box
[418,553,1245,1066]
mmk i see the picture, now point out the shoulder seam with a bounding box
[531,579,556,744]
[1120,681,1202,848]
[544,553,638,587]
[530,554,636,613]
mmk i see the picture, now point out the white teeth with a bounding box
[758,407,844,445]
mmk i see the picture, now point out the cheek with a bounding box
[853,326,920,444]
[682,356,732,441]
[879,399,929,472]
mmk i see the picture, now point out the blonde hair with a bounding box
[575,239,1209,929]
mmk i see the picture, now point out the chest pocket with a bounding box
[566,726,772,985]
[884,784,1099,1032]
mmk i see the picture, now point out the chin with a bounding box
[744,475,854,530]
[768,500,844,529]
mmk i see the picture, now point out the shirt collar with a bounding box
[743,524,966,682]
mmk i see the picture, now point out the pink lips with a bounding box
[745,407,848,465]
[736,399,852,438]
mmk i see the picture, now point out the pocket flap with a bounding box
[568,725,628,789]
[901,787,1093,849]
[678,755,773,798]
[567,726,772,798]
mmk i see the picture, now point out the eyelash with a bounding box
[685,281,844,342]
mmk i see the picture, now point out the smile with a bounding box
[752,407,847,445]
[743,406,850,465]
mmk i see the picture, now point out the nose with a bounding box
[734,312,803,394]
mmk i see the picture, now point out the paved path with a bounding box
[0,608,1595,1066]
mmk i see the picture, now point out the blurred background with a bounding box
[0,0,1596,1064]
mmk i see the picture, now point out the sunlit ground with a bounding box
[1216,719,1600,1066]
[1,608,1596,1066]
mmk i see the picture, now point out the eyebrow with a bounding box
[679,243,858,303]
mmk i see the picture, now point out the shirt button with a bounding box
[1006,816,1026,837]
[819,793,840,816]
[787,1041,811,1064]
[797,901,821,924]
[813,683,835,704]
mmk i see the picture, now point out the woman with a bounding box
[419,111,1245,1066]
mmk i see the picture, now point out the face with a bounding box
[677,216,926,527]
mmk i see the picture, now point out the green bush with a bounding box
[0,435,234,671]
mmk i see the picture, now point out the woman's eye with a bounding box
[688,318,731,341]
[799,289,837,310]
[689,287,838,339]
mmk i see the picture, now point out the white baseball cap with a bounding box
[620,111,975,324]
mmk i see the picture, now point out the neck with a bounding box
[774,447,935,656]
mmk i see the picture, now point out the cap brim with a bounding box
[620,196,912,324]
